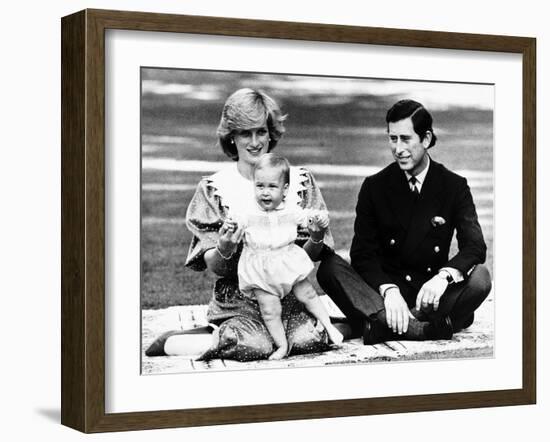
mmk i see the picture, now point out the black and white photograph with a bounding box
[141,69,494,375]
[2,0,545,437]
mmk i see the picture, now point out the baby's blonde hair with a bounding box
[253,153,290,185]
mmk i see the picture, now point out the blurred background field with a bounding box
[141,69,493,309]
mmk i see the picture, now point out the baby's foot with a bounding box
[268,346,288,360]
[326,324,344,345]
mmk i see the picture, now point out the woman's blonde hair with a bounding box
[216,88,286,160]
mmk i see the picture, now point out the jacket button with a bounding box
[434,246,440,253]
[390,239,396,245]
[405,275,412,282]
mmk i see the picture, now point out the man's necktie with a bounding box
[409,176,420,195]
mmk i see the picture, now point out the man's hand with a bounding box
[384,287,414,335]
[415,274,448,312]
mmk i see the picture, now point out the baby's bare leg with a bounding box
[255,289,288,360]
[293,279,344,345]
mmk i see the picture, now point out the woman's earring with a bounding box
[230,138,235,144]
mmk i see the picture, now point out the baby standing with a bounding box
[224,154,343,360]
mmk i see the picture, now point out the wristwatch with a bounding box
[438,270,454,284]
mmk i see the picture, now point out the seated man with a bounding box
[318,99,492,344]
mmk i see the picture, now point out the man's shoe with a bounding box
[363,320,392,345]
[331,322,354,341]
[428,316,454,340]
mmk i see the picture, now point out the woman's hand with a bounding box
[307,210,329,240]
[217,218,244,257]
[313,211,330,229]
[204,219,244,275]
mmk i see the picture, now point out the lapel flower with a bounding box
[431,216,446,227]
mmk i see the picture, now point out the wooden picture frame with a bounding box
[61,8,536,433]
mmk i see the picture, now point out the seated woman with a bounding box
[146,88,335,362]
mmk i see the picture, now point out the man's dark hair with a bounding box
[386,99,437,148]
